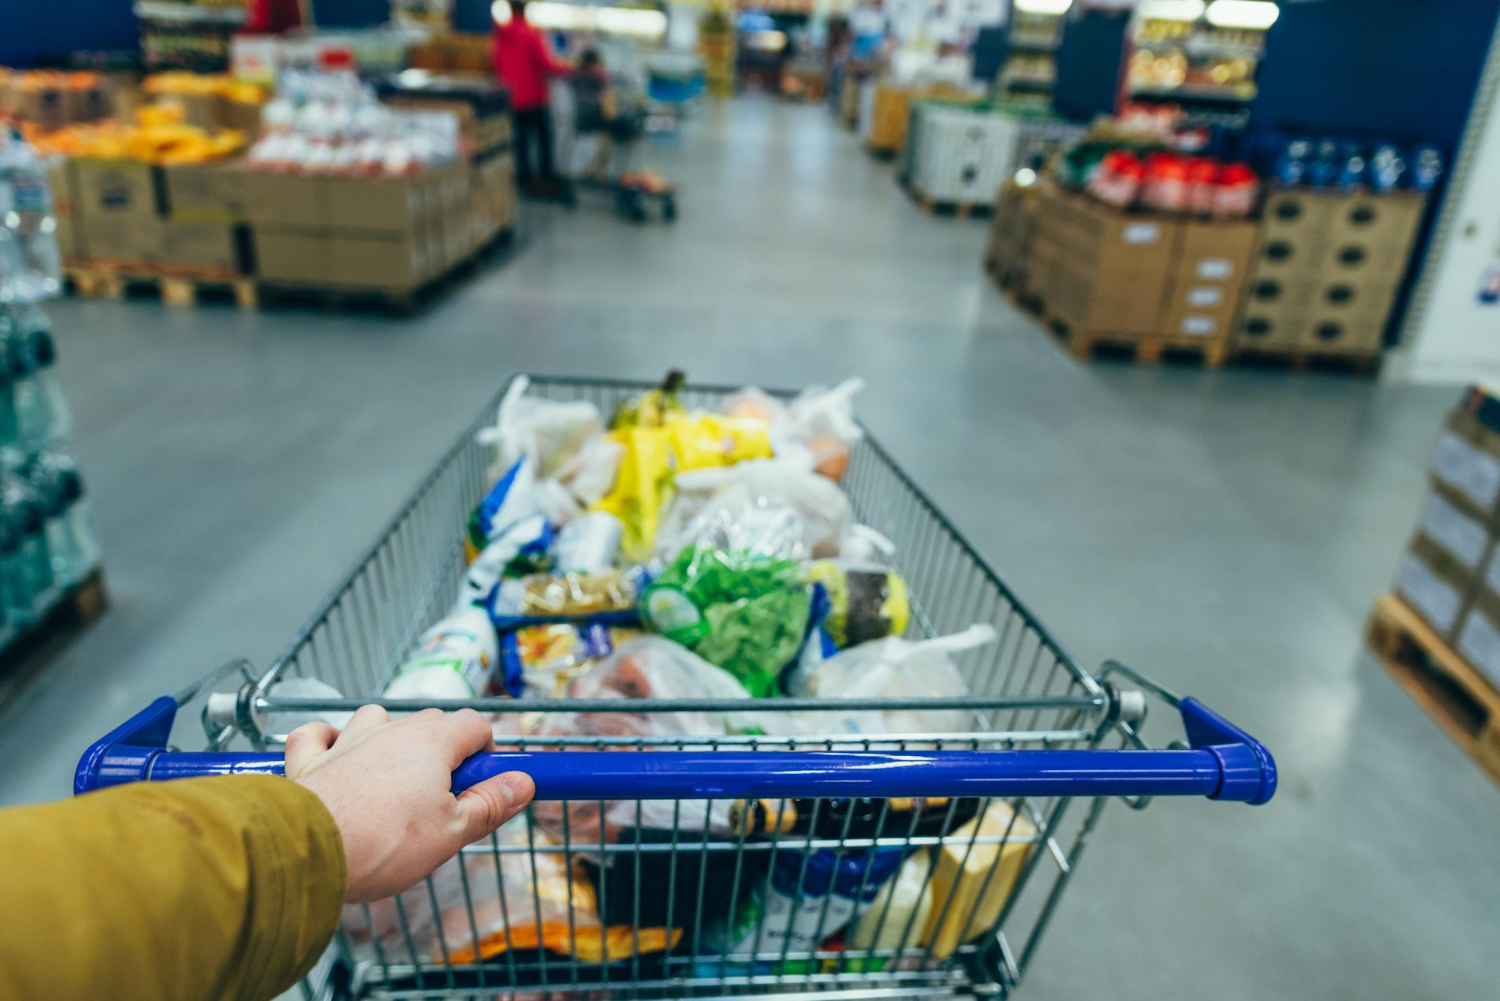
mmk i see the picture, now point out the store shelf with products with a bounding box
[0,131,109,685]
[1124,5,1270,128]
[997,6,1066,104]
[136,0,247,73]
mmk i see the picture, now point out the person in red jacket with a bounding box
[493,0,572,195]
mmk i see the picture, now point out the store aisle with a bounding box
[2,97,1495,1001]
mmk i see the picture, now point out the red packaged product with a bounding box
[1088,150,1144,209]
[1141,153,1191,213]
[1186,158,1220,215]
[1212,162,1260,218]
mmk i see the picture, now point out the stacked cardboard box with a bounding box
[1028,187,1178,336]
[983,181,1041,286]
[68,159,249,274]
[0,73,113,130]
[1158,218,1258,344]
[245,166,469,290]
[1236,188,1427,356]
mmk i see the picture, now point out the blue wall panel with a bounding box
[0,0,138,67]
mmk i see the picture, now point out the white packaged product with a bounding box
[849,848,934,952]
[383,605,500,700]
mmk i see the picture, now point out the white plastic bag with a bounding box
[785,624,997,741]
[787,378,864,480]
[529,636,756,847]
[476,376,603,483]
[655,458,852,562]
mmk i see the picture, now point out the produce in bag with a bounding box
[487,565,650,630]
[654,459,851,562]
[641,543,812,698]
[609,370,685,429]
[529,637,756,846]
[720,379,865,480]
[783,625,997,742]
[342,823,680,965]
[476,375,603,483]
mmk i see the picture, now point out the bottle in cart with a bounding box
[0,133,63,303]
[0,313,18,447]
[27,450,101,587]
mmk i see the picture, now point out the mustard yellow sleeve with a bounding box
[0,775,346,1001]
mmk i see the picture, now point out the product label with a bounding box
[1431,431,1500,511]
[1186,286,1224,308]
[1458,608,1500,688]
[1196,258,1233,280]
[643,585,709,644]
[1179,315,1217,337]
[733,888,857,957]
[1122,223,1160,245]
[400,628,491,693]
[1397,554,1462,634]
[1420,491,1490,570]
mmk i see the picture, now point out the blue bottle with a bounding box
[28,450,100,586]
[11,305,69,448]
[0,471,54,622]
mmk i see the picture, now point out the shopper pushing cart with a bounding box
[567,49,678,222]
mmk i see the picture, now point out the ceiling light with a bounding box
[1137,0,1206,21]
[1205,0,1279,29]
[492,1,667,36]
[1013,0,1072,14]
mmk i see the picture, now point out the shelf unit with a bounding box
[1122,10,1269,129]
[135,0,248,73]
[999,8,1067,106]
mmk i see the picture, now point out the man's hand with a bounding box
[286,706,535,903]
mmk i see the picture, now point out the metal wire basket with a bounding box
[77,375,1274,1000]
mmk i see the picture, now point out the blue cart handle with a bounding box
[76,694,1275,805]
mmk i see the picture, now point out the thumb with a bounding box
[454,771,535,844]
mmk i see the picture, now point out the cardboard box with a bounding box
[79,215,166,263]
[330,233,429,288]
[15,87,67,131]
[1234,276,1311,350]
[1457,565,1500,691]
[1259,188,1337,245]
[1415,487,1494,575]
[324,174,427,235]
[1325,190,1426,248]
[1431,405,1500,521]
[254,227,339,285]
[1307,276,1400,323]
[238,171,325,227]
[72,159,164,221]
[1160,218,1255,344]
[163,163,255,223]
[1296,313,1386,354]
[1396,535,1475,641]
[159,221,244,273]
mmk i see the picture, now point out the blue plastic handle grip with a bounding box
[75,696,1276,805]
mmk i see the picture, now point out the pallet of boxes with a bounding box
[858,80,976,160]
[1368,386,1500,785]
[1234,186,1427,373]
[1022,184,1256,366]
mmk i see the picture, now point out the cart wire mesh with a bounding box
[194,375,1148,1000]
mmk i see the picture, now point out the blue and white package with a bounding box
[487,564,652,630]
[475,456,542,542]
[456,514,553,611]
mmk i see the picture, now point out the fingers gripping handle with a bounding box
[76,696,1276,805]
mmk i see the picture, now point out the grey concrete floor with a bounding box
[2,96,1496,999]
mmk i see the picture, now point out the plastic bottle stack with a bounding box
[0,128,102,654]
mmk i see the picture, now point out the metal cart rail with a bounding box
[77,375,1274,1000]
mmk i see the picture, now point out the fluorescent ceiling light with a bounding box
[1013,0,1072,14]
[492,1,667,36]
[1137,0,1205,21]
[1205,0,1278,28]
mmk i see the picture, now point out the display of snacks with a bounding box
[20,104,245,164]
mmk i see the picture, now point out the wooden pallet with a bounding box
[1233,346,1382,377]
[1044,312,1229,368]
[865,144,898,162]
[1366,593,1500,786]
[903,181,993,220]
[0,569,108,710]
[68,267,258,309]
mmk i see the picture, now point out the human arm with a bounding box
[531,27,575,78]
[0,706,533,1001]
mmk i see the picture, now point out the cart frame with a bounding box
[78,375,1273,1000]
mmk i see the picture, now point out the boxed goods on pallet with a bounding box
[1028,187,1178,336]
[375,74,513,158]
[1428,387,1500,523]
[859,81,974,155]
[905,102,1016,207]
[984,180,1041,286]
[1456,553,1500,689]
[142,73,270,135]
[1158,218,1257,343]
[0,71,113,130]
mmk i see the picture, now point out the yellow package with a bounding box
[592,426,673,560]
[921,800,1035,959]
[665,413,772,470]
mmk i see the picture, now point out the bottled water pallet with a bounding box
[902,179,993,220]
[1041,306,1229,369]
[1366,593,1500,786]
[1232,345,1382,377]
[0,568,108,710]
[67,265,257,310]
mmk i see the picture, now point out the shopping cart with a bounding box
[76,375,1275,1001]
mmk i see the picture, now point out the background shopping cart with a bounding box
[77,376,1273,1000]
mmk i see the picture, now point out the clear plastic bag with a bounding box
[528,636,755,846]
[342,823,680,965]
[719,380,865,480]
[655,459,852,563]
[784,625,997,742]
[477,376,604,484]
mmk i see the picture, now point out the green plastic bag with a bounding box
[640,544,810,698]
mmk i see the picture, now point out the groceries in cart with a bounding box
[331,369,1039,972]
